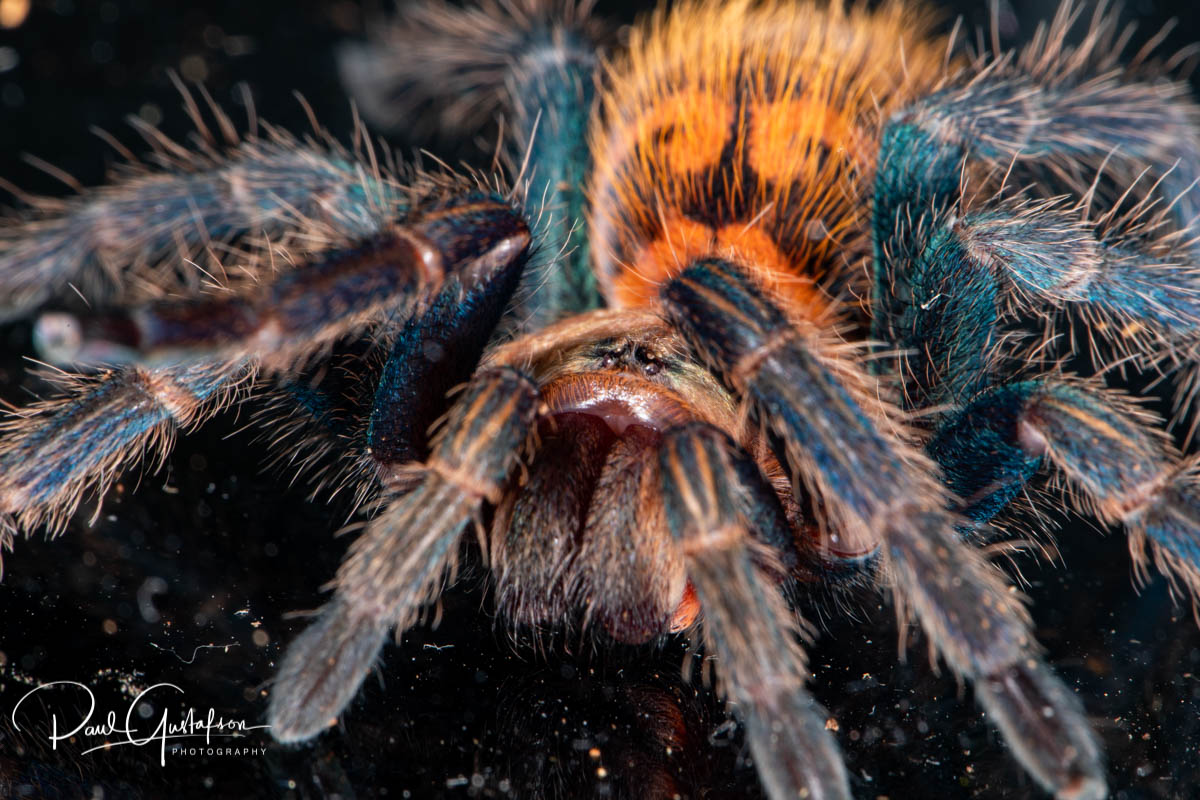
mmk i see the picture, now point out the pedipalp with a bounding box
[268,366,539,742]
[659,421,849,800]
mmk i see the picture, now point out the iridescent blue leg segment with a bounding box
[930,380,1200,602]
[873,49,1200,359]
[503,8,601,326]
[366,229,528,479]
[34,193,530,370]
[268,366,539,743]
[0,136,401,322]
[890,199,1200,409]
[925,383,1045,524]
[337,0,604,325]
[659,257,1105,800]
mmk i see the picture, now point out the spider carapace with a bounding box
[4,1,1200,798]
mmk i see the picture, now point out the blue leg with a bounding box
[888,197,1200,409]
[366,234,527,480]
[872,22,1200,379]
[338,0,603,325]
[0,134,402,322]
[0,358,251,547]
[504,9,602,325]
[0,192,531,552]
[930,379,1200,604]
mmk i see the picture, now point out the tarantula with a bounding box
[3,0,1200,797]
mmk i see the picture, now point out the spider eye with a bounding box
[634,346,663,375]
[598,344,626,368]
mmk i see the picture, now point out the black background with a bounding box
[1,1,1200,798]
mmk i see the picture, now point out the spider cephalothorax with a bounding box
[3,1,1200,798]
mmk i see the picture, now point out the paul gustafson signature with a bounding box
[12,680,271,766]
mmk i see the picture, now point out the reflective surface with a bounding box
[2,2,1200,798]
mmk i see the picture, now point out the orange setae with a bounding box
[590,0,953,317]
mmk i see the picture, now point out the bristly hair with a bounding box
[0,358,256,563]
[338,0,610,139]
[0,83,408,326]
[587,0,952,313]
[961,0,1200,234]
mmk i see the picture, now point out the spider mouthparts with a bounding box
[540,372,697,436]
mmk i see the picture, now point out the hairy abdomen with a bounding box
[589,0,950,313]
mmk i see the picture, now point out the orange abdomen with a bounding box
[588,0,952,316]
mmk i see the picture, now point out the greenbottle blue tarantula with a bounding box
[3,0,1200,797]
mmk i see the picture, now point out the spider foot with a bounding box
[268,367,539,742]
[977,660,1106,800]
[268,600,390,744]
[659,422,850,800]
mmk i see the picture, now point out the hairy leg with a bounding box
[0,359,252,548]
[36,192,530,370]
[0,131,401,322]
[251,227,531,509]
[268,366,539,742]
[0,190,530,565]
[340,0,605,326]
[366,237,528,480]
[930,379,1200,607]
[873,3,1200,368]
[661,258,1104,799]
[889,195,1200,409]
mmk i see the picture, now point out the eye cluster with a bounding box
[595,342,665,376]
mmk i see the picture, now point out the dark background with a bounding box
[1,1,1200,798]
